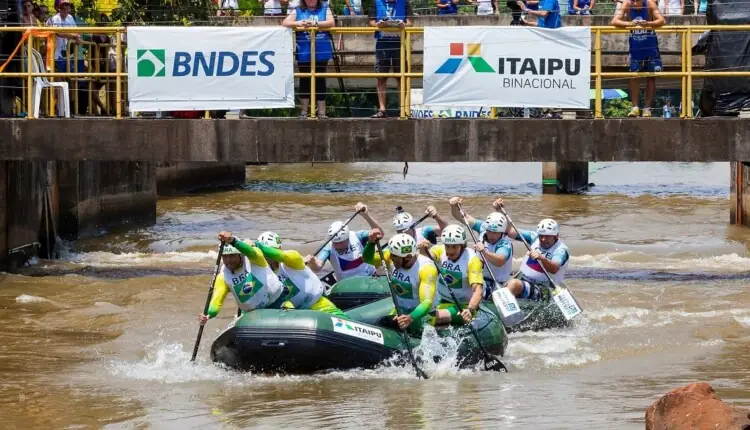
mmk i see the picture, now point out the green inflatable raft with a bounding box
[325,275,570,333]
[210,297,507,374]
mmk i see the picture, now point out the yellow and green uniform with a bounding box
[251,240,347,317]
[362,242,440,326]
[429,244,484,324]
[207,242,286,319]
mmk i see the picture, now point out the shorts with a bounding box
[343,6,362,15]
[375,39,402,74]
[629,55,663,73]
[436,300,476,325]
[519,276,552,302]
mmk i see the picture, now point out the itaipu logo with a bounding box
[435,43,495,74]
[137,49,166,78]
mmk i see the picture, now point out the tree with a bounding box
[604,98,633,118]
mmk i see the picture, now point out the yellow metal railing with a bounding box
[2,25,750,119]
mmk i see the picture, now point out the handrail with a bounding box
[1,24,749,119]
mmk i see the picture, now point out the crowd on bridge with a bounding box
[4,0,705,119]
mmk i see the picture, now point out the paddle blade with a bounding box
[552,287,583,321]
[491,287,525,326]
[484,354,508,372]
[415,365,429,380]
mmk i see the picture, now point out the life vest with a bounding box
[390,254,439,312]
[436,246,481,302]
[325,231,377,280]
[277,263,326,309]
[222,257,284,312]
[519,238,569,284]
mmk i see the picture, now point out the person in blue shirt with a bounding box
[282,0,335,119]
[570,0,594,14]
[517,0,561,28]
[611,0,665,118]
[368,0,413,118]
[436,0,459,14]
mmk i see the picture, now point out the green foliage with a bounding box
[603,97,633,118]
[113,0,216,24]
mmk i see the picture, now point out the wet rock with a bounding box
[646,382,750,430]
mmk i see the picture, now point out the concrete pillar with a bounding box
[542,162,590,194]
[3,161,46,268]
[0,161,7,268]
[57,161,157,239]
[730,162,750,226]
[156,162,247,196]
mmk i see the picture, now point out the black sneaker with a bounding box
[371,110,387,118]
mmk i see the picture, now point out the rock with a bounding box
[646,382,750,430]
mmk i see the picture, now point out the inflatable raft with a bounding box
[210,297,507,374]
[325,276,570,333]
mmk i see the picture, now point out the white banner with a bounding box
[424,27,591,109]
[410,89,491,118]
[127,27,295,111]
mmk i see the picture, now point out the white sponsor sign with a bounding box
[127,27,295,111]
[409,89,491,118]
[331,317,384,345]
[424,26,591,109]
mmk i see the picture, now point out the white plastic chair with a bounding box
[31,49,70,118]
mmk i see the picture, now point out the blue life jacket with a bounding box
[296,3,333,63]
[374,0,407,40]
[628,2,660,61]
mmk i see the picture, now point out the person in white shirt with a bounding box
[471,0,497,15]
[48,0,80,72]
[658,0,682,14]
[262,0,288,16]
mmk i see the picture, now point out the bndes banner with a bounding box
[424,27,591,109]
[410,89,491,118]
[128,27,295,111]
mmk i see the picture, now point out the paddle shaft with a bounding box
[375,242,428,380]
[406,213,431,232]
[312,209,363,258]
[428,251,506,371]
[191,242,225,362]
[497,206,560,290]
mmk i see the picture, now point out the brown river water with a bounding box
[1,162,749,429]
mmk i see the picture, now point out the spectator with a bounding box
[697,0,706,14]
[287,0,300,14]
[662,95,674,118]
[570,0,594,14]
[49,0,85,115]
[471,0,498,15]
[217,0,239,16]
[611,0,664,117]
[22,0,40,25]
[436,0,459,15]
[517,0,561,28]
[344,0,363,15]
[262,0,287,16]
[658,0,682,15]
[369,0,413,118]
[282,0,335,118]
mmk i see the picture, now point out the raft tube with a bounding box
[210,297,507,374]
[325,275,570,333]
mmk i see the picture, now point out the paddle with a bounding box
[191,242,225,363]
[312,208,364,259]
[375,241,429,380]
[427,249,508,373]
[455,203,523,328]
[496,206,583,321]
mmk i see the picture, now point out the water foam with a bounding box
[64,250,217,268]
[15,294,49,304]
[571,252,750,272]
[107,343,233,383]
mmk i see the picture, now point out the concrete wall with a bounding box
[157,162,247,195]
[3,118,750,163]
[56,161,157,239]
[0,161,49,269]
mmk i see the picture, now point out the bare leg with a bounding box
[376,77,387,111]
[629,78,640,110]
[645,77,656,109]
[300,98,310,117]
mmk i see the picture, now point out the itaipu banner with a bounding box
[127,27,295,111]
[423,27,591,109]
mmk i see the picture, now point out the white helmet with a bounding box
[388,233,417,257]
[257,231,282,248]
[328,221,350,243]
[484,212,508,233]
[221,244,241,255]
[392,212,414,232]
[441,224,467,245]
[536,219,560,236]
